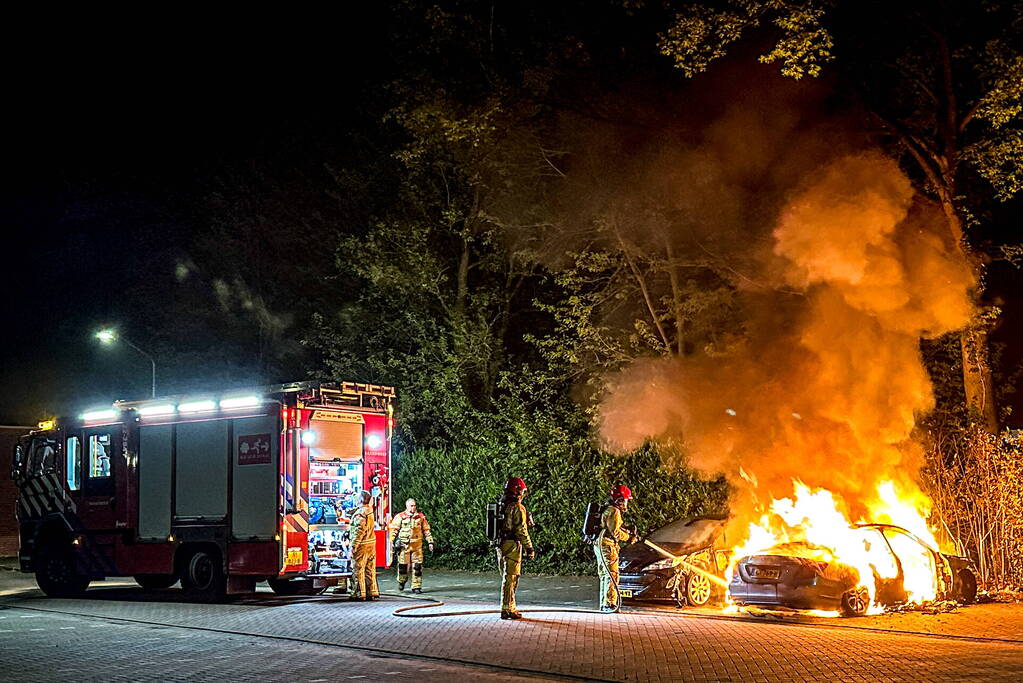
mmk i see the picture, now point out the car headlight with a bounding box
[644,558,675,571]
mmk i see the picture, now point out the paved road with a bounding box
[1,571,1021,681]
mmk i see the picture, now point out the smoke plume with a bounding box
[597,149,976,524]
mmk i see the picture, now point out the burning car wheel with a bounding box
[839,587,870,617]
[956,569,978,604]
[35,545,90,598]
[686,572,713,606]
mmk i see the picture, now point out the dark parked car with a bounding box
[729,523,978,617]
[618,514,730,607]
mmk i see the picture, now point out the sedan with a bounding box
[728,523,978,617]
[618,514,730,607]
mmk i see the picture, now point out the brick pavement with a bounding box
[0,606,554,682]
[3,577,1022,682]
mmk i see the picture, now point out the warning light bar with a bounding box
[81,409,117,422]
[178,399,217,413]
[138,404,177,416]
[219,395,261,410]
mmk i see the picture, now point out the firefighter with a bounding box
[349,490,379,601]
[596,484,636,613]
[496,476,534,620]
[388,498,434,593]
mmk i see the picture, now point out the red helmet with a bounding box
[611,484,633,502]
[504,476,528,496]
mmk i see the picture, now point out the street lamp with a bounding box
[95,329,157,398]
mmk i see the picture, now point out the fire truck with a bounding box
[9,381,394,599]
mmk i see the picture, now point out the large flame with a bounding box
[728,479,943,614]
[595,152,977,615]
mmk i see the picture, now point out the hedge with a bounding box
[392,444,729,574]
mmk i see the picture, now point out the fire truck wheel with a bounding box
[35,545,90,598]
[180,548,226,600]
[134,574,177,590]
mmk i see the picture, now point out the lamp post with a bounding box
[95,329,157,398]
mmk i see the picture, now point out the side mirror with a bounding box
[10,442,25,481]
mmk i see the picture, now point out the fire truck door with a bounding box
[80,426,121,530]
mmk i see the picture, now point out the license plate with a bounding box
[747,566,780,580]
[286,547,303,565]
[620,589,633,598]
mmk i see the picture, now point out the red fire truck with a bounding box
[9,381,394,599]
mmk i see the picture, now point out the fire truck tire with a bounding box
[35,545,90,598]
[134,574,178,590]
[180,548,226,601]
[268,578,327,596]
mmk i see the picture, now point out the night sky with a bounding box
[2,11,1021,428]
[1,18,389,424]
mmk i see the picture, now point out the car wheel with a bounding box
[35,545,90,598]
[134,574,177,590]
[957,569,978,604]
[686,572,713,606]
[840,587,870,617]
[181,548,226,601]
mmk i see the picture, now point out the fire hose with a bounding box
[642,539,731,590]
[394,539,728,619]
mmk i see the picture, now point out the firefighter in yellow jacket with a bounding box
[496,476,533,620]
[388,498,434,593]
[349,490,379,601]
[596,484,636,613]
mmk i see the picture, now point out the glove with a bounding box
[428,543,434,552]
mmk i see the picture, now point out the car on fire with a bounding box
[728,523,978,617]
[618,514,731,607]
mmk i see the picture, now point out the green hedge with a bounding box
[392,444,728,574]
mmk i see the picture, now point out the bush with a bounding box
[393,442,728,574]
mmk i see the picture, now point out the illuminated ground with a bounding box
[1,568,1021,681]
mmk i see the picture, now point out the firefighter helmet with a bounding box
[610,484,633,502]
[504,476,528,496]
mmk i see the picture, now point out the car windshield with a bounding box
[648,518,722,547]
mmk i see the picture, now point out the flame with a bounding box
[726,479,943,614]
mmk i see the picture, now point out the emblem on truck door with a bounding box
[238,434,272,465]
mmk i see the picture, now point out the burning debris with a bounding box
[597,151,978,615]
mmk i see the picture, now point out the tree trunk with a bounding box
[938,198,999,433]
[960,323,999,433]
[665,238,684,356]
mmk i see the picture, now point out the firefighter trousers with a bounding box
[351,542,378,598]
[596,540,620,609]
[497,540,522,613]
[396,542,425,589]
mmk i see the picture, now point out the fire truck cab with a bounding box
[9,381,393,600]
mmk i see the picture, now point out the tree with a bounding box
[658,0,1023,431]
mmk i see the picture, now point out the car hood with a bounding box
[619,540,707,571]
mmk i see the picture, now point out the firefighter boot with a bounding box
[411,559,423,593]
[396,554,409,592]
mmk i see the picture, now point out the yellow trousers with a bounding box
[596,540,619,608]
[351,543,378,598]
[497,540,522,612]
[396,542,425,589]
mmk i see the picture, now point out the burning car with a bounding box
[728,523,978,617]
[618,515,730,607]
